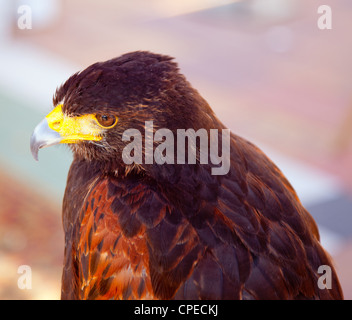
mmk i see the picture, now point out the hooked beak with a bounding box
[30,104,105,161]
[30,118,62,161]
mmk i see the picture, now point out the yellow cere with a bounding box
[45,104,103,143]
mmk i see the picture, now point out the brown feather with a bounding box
[56,51,343,300]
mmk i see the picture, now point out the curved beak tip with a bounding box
[30,118,62,161]
[30,133,40,161]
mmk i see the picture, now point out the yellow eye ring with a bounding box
[95,114,118,128]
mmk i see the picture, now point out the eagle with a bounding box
[30,51,343,300]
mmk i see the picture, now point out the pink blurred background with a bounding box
[0,0,351,299]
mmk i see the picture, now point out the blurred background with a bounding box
[0,0,351,299]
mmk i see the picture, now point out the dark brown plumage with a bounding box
[32,51,343,300]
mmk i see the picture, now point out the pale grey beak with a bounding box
[30,118,62,161]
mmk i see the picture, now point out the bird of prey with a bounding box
[30,51,343,300]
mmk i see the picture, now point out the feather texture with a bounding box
[54,51,343,300]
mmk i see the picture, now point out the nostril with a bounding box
[51,121,62,130]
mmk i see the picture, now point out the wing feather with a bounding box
[61,134,343,300]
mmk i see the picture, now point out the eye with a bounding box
[96,114,117,128]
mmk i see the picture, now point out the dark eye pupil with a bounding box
[97,114,116,127]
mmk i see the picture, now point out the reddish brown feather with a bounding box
[61,140,344,300]
[56,52,343,300]
[76,179,153,300]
